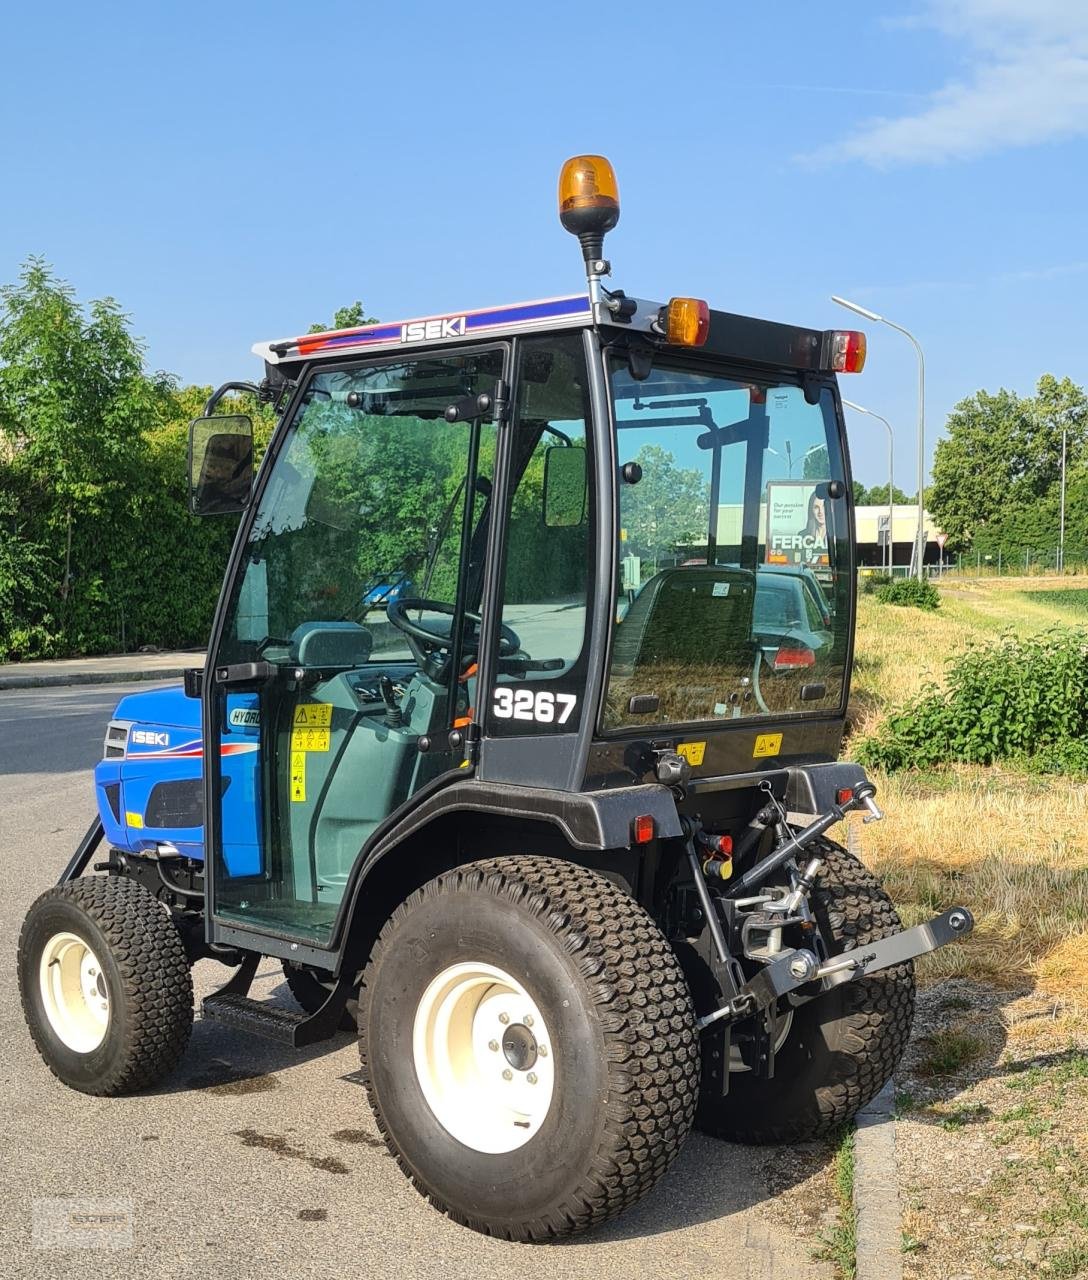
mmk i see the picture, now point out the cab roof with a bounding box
[255,292,845,379]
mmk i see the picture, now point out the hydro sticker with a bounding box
[229,708,260,728]
[753,733,783,758]
[676,741,706,766]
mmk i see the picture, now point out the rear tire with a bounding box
[698,841,915,1143]
[18,877,193,1095]
[358,857,700,1240]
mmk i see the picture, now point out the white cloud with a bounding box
[812,2,1088,166]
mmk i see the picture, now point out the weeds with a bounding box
[815,1126,856,1279]
[915,1028,987,1076]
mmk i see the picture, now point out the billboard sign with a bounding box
[765,481,829,569]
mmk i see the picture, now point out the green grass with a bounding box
[914,1028,987,1077]
[815,1127,857,1279]
[1019,587,1088,616]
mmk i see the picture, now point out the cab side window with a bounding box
[489,333,591,733]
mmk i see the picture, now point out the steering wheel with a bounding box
[386,598,522,671]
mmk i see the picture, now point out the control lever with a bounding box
[378,675,404,728]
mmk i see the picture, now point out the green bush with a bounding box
[874,578,941,611]
[861,572,893,595]
[856,629,1088,773]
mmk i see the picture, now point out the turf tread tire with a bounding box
[699,839,915,1144]
[358,856,700,1241]
[18,876,193,1096]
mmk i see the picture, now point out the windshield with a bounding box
[605,359,850,730]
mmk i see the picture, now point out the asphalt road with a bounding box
[0,682,831,1280]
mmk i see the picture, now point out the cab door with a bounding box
[203,347,505,948]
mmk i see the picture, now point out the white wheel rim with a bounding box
[412,961,555,1154]
[39,931,110,1053]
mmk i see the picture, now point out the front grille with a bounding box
[103,720,131,759]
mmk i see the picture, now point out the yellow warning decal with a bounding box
[290,726,330,753]
[126,811,144,828]
[290,751,307,802]
[293,702,333,728]
[676,741,706,766]
[753,733,783,758]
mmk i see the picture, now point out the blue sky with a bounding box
[1,0,1085,490]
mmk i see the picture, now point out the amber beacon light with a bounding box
[558,154,620,262]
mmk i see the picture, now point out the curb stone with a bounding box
[854,1082,902,1280]
[0,667,192,691]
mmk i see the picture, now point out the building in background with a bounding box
[854,504,944,570]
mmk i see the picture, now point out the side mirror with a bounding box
[188,415,253,515]
[542,446,587,528]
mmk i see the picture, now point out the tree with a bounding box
[623,445,709,572]
[0,258,169,654]
[861,482,912,506]
[308,302,378,334]
[929,375,1088,556]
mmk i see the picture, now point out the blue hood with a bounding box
[113,683,200,731]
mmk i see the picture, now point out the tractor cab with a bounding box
[180,161,866,962]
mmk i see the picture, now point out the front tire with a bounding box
[18,877,194,1095]
[698,841,915,1143]
[358,857,700,1240]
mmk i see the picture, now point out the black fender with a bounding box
[785,761,870,815]
[328,777,683,962]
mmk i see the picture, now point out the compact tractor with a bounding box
[18,156,972,1241]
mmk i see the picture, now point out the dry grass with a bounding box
[847,578,1088,1020]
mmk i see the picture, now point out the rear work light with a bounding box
[828,330,867,373]
[663,297,710,347]
[773,646,816,673]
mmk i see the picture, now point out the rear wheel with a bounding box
[18,877,193,1095]
[698,841,915,1143]
[358,857,700,1240]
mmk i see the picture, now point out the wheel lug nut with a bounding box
[527,1072,537,1085]
[488,1040,499,1052]
[498,1012,509,1024]
[502,1069,513,1081]
[538,1045,548,1057]
[523,1015,533,1027]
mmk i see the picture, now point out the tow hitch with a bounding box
[697,906,974,1031]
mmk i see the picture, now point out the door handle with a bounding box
[214,661,278,688]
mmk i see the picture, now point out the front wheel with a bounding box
[698,841,915,1143]
[358,857,700,1240]
[18,877,194,1095]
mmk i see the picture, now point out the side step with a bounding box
[201,954,354,1048]
[202,993,311,1046]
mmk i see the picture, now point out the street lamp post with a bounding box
[1059,427,1067,574]
[832,296,926,581]
[842,399,895,573]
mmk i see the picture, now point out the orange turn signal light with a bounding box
[665,297,710,347]
[828,330,867,373]
[558,154,620,224]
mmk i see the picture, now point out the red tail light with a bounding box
[773,646,816,672]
